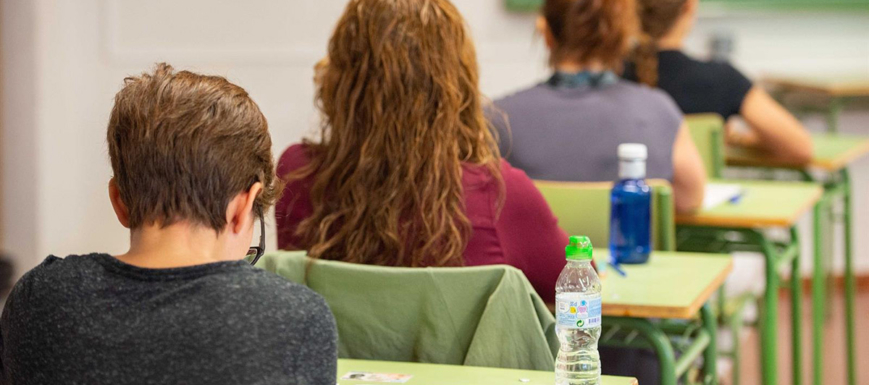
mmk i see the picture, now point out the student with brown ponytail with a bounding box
[275,0,570,303]
[492,0,707,214]
[624,0,813,165]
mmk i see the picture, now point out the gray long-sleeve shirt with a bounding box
[0,254,337,385]
[492,79,683,183]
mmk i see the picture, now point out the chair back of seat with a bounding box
[686,113,727,178]
[257,251,558,371]
[534,179,675,251]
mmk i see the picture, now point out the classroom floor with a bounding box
[731,286,868,385]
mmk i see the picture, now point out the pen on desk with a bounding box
[729,190,746,204]
[608,262,628,277]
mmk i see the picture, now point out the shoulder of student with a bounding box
[493,83,558,120]
[615,81,683,119]
[693,58,752,86]
[277,143,313,178]
[1,254,97,319]
[8,255,89,288]
[498,159,549,211]
[239,266,333,316]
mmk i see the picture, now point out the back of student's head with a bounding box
[293,0,500,267]
[632,0,688,86]
[542,0,638,70]
[107,63,278,232]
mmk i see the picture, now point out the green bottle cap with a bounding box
[565,235,593,260]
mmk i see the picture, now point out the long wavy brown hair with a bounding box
[631,0,687,87]
[288,0,502,267]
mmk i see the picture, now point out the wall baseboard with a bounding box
[781,274,869,295]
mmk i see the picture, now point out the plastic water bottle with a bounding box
[555,236,602,385]
[609,143,652,265]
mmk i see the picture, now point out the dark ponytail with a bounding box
[633,34,659,86]
[631,0,688,87]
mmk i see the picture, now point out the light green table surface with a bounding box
[337,359,638,385]
[594,249,732,319]
[675,179,822,228]
[728,133,869,171]
[764,74,869,98]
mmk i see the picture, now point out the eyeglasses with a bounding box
[246,206,266,266]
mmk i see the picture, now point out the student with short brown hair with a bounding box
[276,0,570,303]
[492,0,707,214]
[1,64,337,384]
[624,0,813,165]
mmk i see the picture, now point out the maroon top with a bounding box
[275,144,570,303]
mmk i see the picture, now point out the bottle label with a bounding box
[556,294,602,329]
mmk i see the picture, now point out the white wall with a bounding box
[2,0,868,279]
[1,0,39,270]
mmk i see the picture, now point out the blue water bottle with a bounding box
[609,143,651,264]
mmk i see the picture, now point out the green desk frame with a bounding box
[600,308,717,385]
[806,170,854,385]
[766,75,869,135]
[727,134,869,385]
[675,180,822,385]
[791,96,851,134]
[595,250,732,385]
[690,109,862,385]
[677,226,803,385]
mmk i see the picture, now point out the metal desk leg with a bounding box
[812,200,827,385]
[604,318,678,385]
[791,227,804,385]
[826,97,846,134]
[760,237,780,385]
[842,170,857,385]
[701,304,719,385]
[729,303,745,385]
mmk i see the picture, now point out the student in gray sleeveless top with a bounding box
[492,0,706,214]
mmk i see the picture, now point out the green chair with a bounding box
[685,113,755,385]
[256,251,558,371]
[534,179,675,251]
[685,113,727,179]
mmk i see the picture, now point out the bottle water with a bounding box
[555,236,602,385]
[609,143,652,265]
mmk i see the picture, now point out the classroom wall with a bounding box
[1,0,867,279]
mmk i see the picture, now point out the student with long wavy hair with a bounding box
[492,0,707,214]
[276,0,570,303]
[624,0,813,165]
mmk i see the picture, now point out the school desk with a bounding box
[597,249,732,385]
[727,134,869,385]
[337,359,638,385]
[675,179,823,385]
[765,74,869,134]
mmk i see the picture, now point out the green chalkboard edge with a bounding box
[504,0,869,13]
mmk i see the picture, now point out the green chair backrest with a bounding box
[534,179,675,251]
[685,113,726,179]
[257,251,558,371]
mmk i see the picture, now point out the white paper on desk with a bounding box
[340,372,412,383]
[703,183,744,210]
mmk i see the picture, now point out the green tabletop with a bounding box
[727,133,869,171]
[675,179,822,228]
[337,359,638,385]
[764,74,869,97]
[594,250,732,319]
